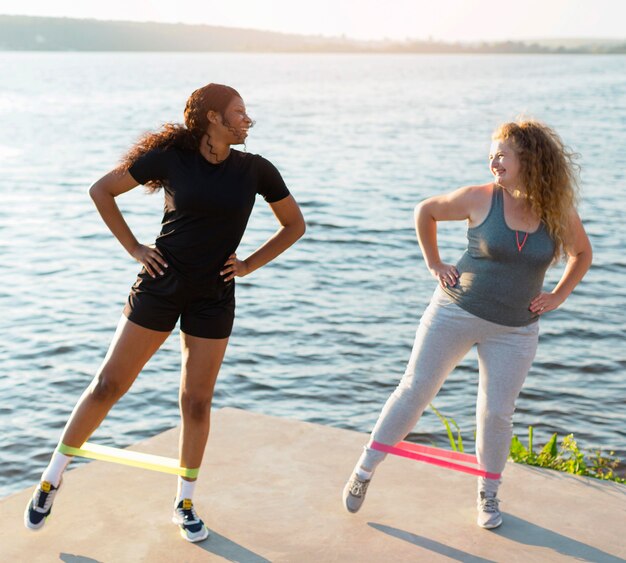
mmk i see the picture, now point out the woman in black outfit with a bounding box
[25,83,305,542]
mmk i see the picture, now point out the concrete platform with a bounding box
[1,407,625,562]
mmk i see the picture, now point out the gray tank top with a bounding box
[442,186,555,326]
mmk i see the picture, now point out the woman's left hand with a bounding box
[529,292,564,315]
[220,253,250,282]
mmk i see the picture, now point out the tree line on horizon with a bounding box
[1,15,624,54]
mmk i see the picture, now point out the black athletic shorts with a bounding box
[123,267,235,339]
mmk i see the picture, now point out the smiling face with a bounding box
[489,139,522,190]
[208,96,253,145]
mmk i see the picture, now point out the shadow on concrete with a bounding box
[195,531,271,562]
[368,523,497,563]
[493,514,626,562]
[60,554,103,563]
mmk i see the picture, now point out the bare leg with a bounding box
[24,316,171,531]
[60,316,170,447]
[177,332,229,479]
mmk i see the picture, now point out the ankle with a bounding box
[478,476,500,498]
[41,451,72,488]
[175,476,197,505]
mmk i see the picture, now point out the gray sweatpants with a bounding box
[357,287,539,495]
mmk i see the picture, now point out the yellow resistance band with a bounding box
[57,442,199,478]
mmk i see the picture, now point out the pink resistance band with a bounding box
[370,440,501,480]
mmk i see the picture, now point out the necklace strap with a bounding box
[516,230,529,252]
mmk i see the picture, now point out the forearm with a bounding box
[244,224,304,275]
[89,189,139,256]
[551,250,592,302]
[415,204,441,268]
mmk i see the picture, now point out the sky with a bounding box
[0,0,624,42]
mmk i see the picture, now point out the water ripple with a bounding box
[1,52,625,497]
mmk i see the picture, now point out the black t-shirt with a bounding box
[128,147,290,285]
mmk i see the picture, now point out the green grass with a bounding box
[510,426,625,483]
[429,405,625,484]
[429,403,465,452]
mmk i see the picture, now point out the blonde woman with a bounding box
[343,119,592,529]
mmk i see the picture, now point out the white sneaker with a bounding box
[477,491,502,529]
[172,498,210,542]
[342,473,371,513]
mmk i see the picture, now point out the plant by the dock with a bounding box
[509,426,625,484]
[429,406,625,484]
[429,404,465,452]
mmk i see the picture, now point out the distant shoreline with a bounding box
[1,15,625,54]
[4,51,625,56]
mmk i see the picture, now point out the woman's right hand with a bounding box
[131,244,168,278]
[428,261,459,288]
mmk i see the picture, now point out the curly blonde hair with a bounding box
[493,119,580,262]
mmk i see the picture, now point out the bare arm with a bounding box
[88,169,168,277]
[221,194,305,281]
[530,209,592,314]
[414,185,486,287]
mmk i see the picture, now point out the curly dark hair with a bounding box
[119,83,241,191]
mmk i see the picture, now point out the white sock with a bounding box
[353,444,384,480]
[175,477,197,505]
[41,451,72,487]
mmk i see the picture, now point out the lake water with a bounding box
[1,52,625,497]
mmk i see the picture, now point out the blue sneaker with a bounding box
[24,480,61,530]
[172,498,209,542]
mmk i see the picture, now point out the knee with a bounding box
[180,392,212,421]
[90,372,126,403]
[481,406,514,431]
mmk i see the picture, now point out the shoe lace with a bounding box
[349,477,369,498]
[34,483,55,512]
[178,499,200,524]
[480,494,500,513]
